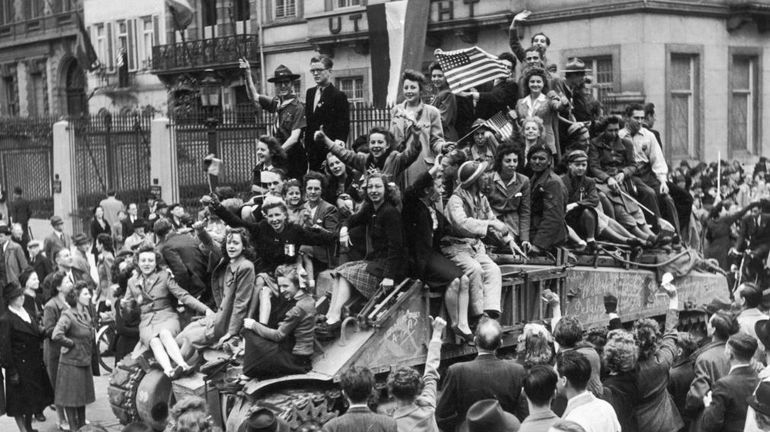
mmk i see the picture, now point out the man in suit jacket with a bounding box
[10,187,31,240]
[41,248,94,304]
[153,218,209,299]
[322,366,397,432]
[99,190,125,230]
[0,224,28,288]
[733,205,770,280]
[436,319,527,432]
[27,240,53,292]
[305,55,350,173]
[702,333,760,432]
[43,216,71,267]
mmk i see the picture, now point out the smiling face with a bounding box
[256,141,271,164]
[402,79,421,104]
[529,150,551,173]
[265,206,287,232]
[25,271,40,291]
[284,186,302,207]
[525,50,541,66]
[138,251,157,275]
[369,132,388,158]
[305,179,322,204]
[366,177,385,205]
[327,154,345,177]
[528,75,544,95]
[310,61,330,86]
[95,206,104,219]
[532,34,549,50]
[501,152,519,175]
[431,69,447,90]
[278,276,299,301]
[523,121,541,141]
[569,160,588,177]
[226,232,244,259]
[274,79,293,97]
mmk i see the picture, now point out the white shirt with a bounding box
[619,127,668,184]
[563,391,621,432]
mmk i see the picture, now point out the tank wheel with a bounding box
[108,355,174,431]
[108,356,146,425]
[228,383,343,432]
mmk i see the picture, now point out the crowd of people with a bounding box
[0,9,769,432]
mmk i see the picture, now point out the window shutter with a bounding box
[153,15,159,45]
[106,22,114,71]
[127,18,136,71]
[324,0,333,12]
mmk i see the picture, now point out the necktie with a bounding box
[313,86,322,113]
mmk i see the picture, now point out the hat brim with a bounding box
[458,411,520,432]
[267,74,300,83]
[461,161,488,188]
[564,68,592,74]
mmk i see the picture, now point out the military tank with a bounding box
[109,248,728,431]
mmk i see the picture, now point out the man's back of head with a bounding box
[475,318,503,352]
[153,218,173,240]
[340,366,374,405]
[524,365,558,408]
[556,350,591,394]
[727,332,759,364]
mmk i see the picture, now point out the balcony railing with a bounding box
[151,34,259,73]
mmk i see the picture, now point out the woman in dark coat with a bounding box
[0,284,55,432]
[602,329,640,432]
[703,201,757,270]
[89,205,111,257]
[402,159,471,343]
[110,253,140,363]
[316,171,406,340]
[42,271,73,430]
[52,281,96,432]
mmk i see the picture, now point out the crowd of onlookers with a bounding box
[0,8,770,432]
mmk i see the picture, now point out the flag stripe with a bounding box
[366,3,390,108]
[435,46,510,94]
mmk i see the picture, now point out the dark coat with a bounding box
[345,201,405,281]
[302,199,340,266]
[475,79,519,120]
[158,232,209,298]
[10,197,31,228]
[43,230,70,267]
[213,204,335,275]
[402,172,448,277]
[112,297,139,363]
[305,84,350,170]
[702,365,759,432]
[669,357,697,429]
[322,406,397,432]
[529,168,568,250]
[736,212,770,255]
[686,339,730,418]
[603,372,640,432]
[0,310,54,415]
[31,253,54,294]
[634,332,684,432]
[52,307,95,367]
[4,239,28,287]
[89,218,111,256]
[41,267,93,305]
[436,353,527,432]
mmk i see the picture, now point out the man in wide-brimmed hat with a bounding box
[239,59,307,179]
[441,160,525,322]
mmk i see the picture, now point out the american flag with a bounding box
[434,47,511,94]
[484,111,515,141]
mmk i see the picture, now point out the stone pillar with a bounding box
[150,117,179,204]
[52,120,78,235]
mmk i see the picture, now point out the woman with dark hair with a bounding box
[402,158,471,342]
[281,179,306,224]
[242,264,315,378]
[428,62,458,141]
[251,135,287,194]
[316,126,420,189]
[488,144,531,250]
[515,66,567,156]
[602,330,640,432]
[52,281,96,432]
[42,270,73,430]
[703,201,758,270]
[110,253,139,363]
[0,284,54,432]
[632,281,683,432]
[439,149,467,201]
[123,246,213,378]
[90,205,111,257]
[177,226,256,358]
[317,171,406,340]
[390,69,448,187]
[323,151,359,210]
[528,144,567,254]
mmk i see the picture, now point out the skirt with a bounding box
[242,331,311,379]
[139,307,182,345]
[55,363,95,407]
[5,359,54,416]
[421,251,464,290]
[333,260,380,299]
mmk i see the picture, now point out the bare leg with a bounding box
[326,276,352,324]
[568,225,586,245]
[444,278,460,326]
[457,275,471,332]
[159,329,189,370]
[149,337,173,375]
[258,286,272,325]
[14,415,27,432]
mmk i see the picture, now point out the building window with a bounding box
[0,0,13,25]
[337,0,361,8]
[95,24,108,69]
[53,0,74,13]
[235,0,250,20]
[24,0,43,20]
[3,74,19,116]
[141,17,154,69]
[729,55,760,156]
[668,53,700,158]
[30,71,48,116]
[202,0,217,38]
[336,76,364,103]
[275,0,297,18]
[582,56,614,103]
[116,20,137,72]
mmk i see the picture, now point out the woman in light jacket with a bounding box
[487,144,531,250]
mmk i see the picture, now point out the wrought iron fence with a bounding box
[72,112,154,233]
[0,116,55,220]
[151,34,260,72]
[170,104,392,207]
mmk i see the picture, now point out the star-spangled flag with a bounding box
[484,111,515,141]
[434,47,510,94]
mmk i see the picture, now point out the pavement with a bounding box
[0,374,124,432]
